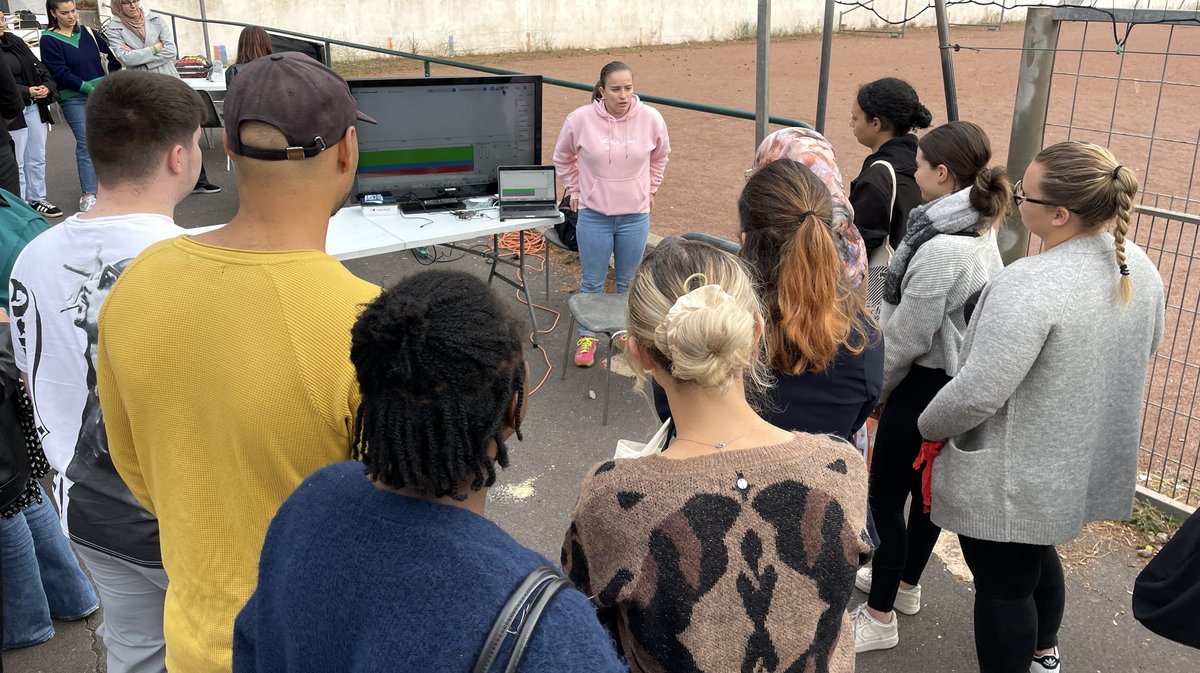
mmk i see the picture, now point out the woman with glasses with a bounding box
[918,142,1164,673]
[852,120,1009,654]
[104,0,221,195]
[41,0,121,212]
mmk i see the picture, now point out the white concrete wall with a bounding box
[151,0,1161,64]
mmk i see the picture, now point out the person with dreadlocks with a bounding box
[232,269,626,673]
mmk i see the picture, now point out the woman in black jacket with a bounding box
[0,13,61,217]
[849,77,931,254]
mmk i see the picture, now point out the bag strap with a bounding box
[473,566,572,673]
[871,159,897,223]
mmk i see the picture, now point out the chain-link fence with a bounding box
[1022,9,1200,505]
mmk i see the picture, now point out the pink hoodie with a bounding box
[552,95,671,217]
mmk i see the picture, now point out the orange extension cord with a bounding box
[494,230,561,395]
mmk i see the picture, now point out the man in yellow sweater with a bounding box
[97,53,380,673]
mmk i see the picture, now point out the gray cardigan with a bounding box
[918,233,1165,546]
[879,228,1002,401]
[103,12,178,77]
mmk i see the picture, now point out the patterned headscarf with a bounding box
[111,0,146,42]
[751,128,869,288]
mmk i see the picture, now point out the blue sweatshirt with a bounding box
[40,26,121,99]
[233,461,627,673]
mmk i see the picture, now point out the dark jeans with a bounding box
[867,364,950,613]
[959,536,1066,673]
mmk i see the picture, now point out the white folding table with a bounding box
[329,206,562,344]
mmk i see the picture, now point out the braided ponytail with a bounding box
[1112,165,1136,304]
[1034,142,1142,305]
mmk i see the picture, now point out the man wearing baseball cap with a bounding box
[98,52,380,673]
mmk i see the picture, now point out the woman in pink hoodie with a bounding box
[553,61,671,367]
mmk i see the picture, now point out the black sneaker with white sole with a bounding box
[1031,647,1060,672]
[30,199,64,218]
[192,182,222,194]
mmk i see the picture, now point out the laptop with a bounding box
[497,166,560,220]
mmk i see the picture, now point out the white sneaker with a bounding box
[79,194,96,213]
[851,602,899,653]
[1031,647,1061,672]
[855,566,922,615]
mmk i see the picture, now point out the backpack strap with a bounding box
[473,566,572,673]
[870,159,897,223]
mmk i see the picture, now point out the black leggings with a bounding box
[958,536,1066,673]
[867,364,950,613]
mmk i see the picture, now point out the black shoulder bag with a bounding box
[554,192,579,251]
[472,566,573,673]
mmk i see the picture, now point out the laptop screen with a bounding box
[499,168,556,203]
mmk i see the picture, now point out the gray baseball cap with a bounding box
[224,51,376,161]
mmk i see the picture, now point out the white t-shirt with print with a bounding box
[8,213,184,565]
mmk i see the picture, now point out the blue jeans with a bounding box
[1,485,100,649]
[12,104,48,201]
[575,208,650,337]
[60,95,97,196]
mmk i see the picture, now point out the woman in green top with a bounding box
[40,0,121,212]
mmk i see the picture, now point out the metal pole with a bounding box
[199,0,211,62]
[815,0,835,134]
[754,0,771,147]
[933,0,958,121]
[1000,7,1060,264]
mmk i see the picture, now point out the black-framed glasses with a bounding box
[1012,179,1058,207]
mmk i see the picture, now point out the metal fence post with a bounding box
[754,0,771,148]
[815,0,835,135]
[1000,7,1060,265]
[934,0,958,122]
[198,0,211,62]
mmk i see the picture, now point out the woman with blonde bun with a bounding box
[562,240,871,673]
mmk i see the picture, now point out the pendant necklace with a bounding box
[671,430,753,450]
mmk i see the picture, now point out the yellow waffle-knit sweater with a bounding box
[97,236,380,673]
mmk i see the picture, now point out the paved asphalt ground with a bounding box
[4,129,1198,673]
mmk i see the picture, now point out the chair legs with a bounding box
[602,330,627,426]
[561,314,576,380]
[562,318,623,426]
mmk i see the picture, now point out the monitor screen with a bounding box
[348,75,542,206]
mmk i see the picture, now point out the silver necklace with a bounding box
[671,430,753,450]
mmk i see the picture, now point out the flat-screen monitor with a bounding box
[348,75,542,209]
[268,34,326,64]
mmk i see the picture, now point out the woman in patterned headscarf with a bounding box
[750,127,869,288]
